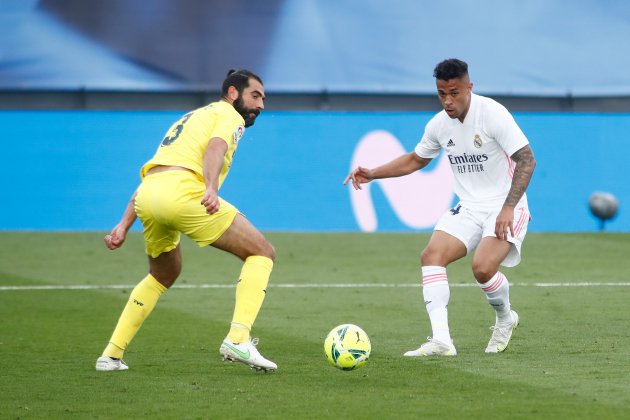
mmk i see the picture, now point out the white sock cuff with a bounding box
[479,272,507,293]
[422,265,448,287]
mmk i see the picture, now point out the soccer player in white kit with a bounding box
[344,58,536,356]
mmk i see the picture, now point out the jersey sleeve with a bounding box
[209,115,241,146]
[485,101,529,156]
[414,116,442,159]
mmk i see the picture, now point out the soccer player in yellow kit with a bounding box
[96,69,277,372]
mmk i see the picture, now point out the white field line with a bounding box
[2,282,630,291]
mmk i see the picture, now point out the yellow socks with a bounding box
[227,256,273,344]
[101,257,272,356]
[102,274,167,359]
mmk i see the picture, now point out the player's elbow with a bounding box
[400,152,424,175]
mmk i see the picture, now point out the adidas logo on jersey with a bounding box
[447,139,455,147]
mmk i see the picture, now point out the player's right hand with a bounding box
[343,166,373,190]
[104,224,127,250]
[201,188,220,214]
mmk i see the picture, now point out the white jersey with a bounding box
[414,93,529,211]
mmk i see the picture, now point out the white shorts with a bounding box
[434,202,530,267]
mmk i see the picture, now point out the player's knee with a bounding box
[244,239,275,262]
[420,247,444,266]
[471,260,495,283]
[149,255,182,288]
[173,263,183,279]
[262,240,276,262]
[151,269,180,288]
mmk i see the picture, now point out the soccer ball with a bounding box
[589,192,619,220]
[324,324,371,371]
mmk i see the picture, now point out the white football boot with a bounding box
[404,337,457,357]
[95,356,129,371]
[485,310,520,353]
[220,338,277,372]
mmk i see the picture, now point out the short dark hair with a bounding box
[433,59,468,81]
[221,69,263,97]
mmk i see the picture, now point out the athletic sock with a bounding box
[227,256,273,344]
[422,265,452,346]
[478,271,512,325]
[102,274,167,359]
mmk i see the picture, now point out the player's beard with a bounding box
[233,95,260,127]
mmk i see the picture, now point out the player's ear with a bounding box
[227,86,239,102]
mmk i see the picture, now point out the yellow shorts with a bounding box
[134,170,238,258]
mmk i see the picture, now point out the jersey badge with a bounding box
[473,134,483,148]
[233,125,245,144]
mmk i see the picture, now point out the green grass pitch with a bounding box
[1,231,629,418]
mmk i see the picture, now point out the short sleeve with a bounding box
[414,117,442,159]
[484,102,529,156]
[209,116,242,146]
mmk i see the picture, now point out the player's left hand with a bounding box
[495,206,515,241]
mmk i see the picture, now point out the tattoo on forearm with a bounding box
[504,145,536,207]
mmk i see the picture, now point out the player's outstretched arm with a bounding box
[343,166,374,190]
[344,152,430,190]
[495,145,536,240]
[104,189,139,250]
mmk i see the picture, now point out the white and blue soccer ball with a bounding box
[324,324,371,371]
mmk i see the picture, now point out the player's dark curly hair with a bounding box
[221,69,263,97]
[433,59,468,81]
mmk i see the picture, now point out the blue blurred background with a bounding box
[2,0,629,232]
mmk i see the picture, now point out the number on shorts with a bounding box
[449,204,462,215]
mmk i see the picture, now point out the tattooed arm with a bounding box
[505,145,536,207]
[496,145,536,240]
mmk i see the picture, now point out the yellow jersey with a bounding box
[141,101,245,189]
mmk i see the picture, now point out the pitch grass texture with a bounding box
[1,232,629,419]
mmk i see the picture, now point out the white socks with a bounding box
[421,267,513,345]
[421,266,452,345]
[478,271,512,325]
